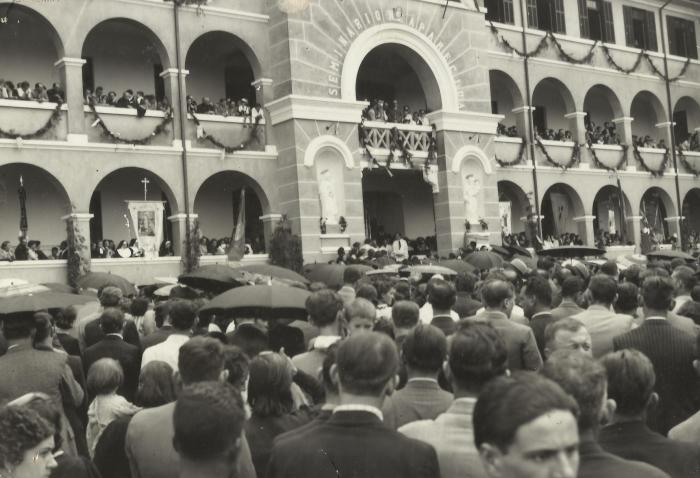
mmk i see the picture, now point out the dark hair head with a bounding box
[673,266,697,293]
[173,381,245,461]
[561,276,584,299]
[321,343,340,394]
[344,298,376,323]
[0,405,55,470]
[691,285,700,302]
[373,317,395,340]
[614,283,639,313]
[169,300,197,331]
[355,283,378,305]
[600,261,619,279]
[55,305,78,330]
[588,274,617,305]
[678,301,700,325]
[600,350,655,416]
[401,325,447,374]
[87,358,124,395]
[178,337,224,385]
[537,256,556,272]
[428,279,456,310]
[154,301,171,328]
[223,345,250,390]
[641,276,675,311]
[621,265,643,287]
[523,275,552,307]
[455,273,477,293]
[450,322,507,392]
[305,290,343,327]
[99,309,125,334]
[32,312,53,344]
[336,332,398,396]
[99,286,123,307]
[135,361,177,408]
[343,267,363,284]
[248,353,294,417]
[130,297,149,317]
[541,350,607,432]
[23,395,62,451]
[393,281,412,301]
[391,300,420,329]
[473,373,578,450]
[481,280,513,308]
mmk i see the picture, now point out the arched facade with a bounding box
[540,183,586,239]
[641,186,676,239]
[489,70,525,131]
[674,96,700,142]
[584,85,624,127]
[630,91,667,142]
[592,185,633,239]
[684,188,700,236]
[498,180,530,234]
[531,78,576,134]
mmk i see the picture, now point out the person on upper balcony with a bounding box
[116,90,134,108]
[196,96,215,114]
[387,99,400,123]
[373,100,388,122]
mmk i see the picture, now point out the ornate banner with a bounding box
[127,201,164,259]
[499,201,512,235]
[549,193,570,237]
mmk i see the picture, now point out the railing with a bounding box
[494,136,525,165]
[363,121,433,152]
[535,139,576,168]
[634,147,668,172]
[681,151,700,174]
[83,105,173,146]
[0,99,68,141]
[186,113,266,152]
[587,144,627,170]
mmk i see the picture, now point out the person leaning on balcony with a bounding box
[32,83,48,102]
[387,99,400,123]
[0,79,9,98]
[0,241,14,261]
[196,96,215,114]
[116,90,134,108]
[374,100,388,122]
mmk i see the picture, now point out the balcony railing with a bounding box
[84,105,173,146]
[186,113,266,152]
[363,121,433,154]
[494,136,525,165]
[587,144,627,170]
[534,139,577,168]
[0,99,68,141]
[634,147,668,172]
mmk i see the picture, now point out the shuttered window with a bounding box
[528,0,565,33]
[624,6,658,51]
[667,16,698,59]
[601,1,615,43]
[485,0,515,25]
[552,0,566,34]
[578,0,590,38]
[527,0,539,29]
[579,1,614,42]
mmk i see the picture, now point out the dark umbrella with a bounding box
[538,246,606,258]
[437,259,477,276]
[303,264,372,288]
[237,264,309,284]
[403,265,459,277]
[646,250,695,261]
[0,292,98,315]
[489,245,513,259]
[504,244,532,258]
[41,282,75,294]
[199,284,310,320]
[178,265,252,293]
[76,272,137,296]
[18,176,27,238]
[464,251,504,270]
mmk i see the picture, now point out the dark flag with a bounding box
[228,188,246,262]
[18,176,27,239]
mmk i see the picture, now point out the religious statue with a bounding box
[463,174,481,224]
[318,169,339,224]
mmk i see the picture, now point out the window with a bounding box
[667,16,698,59]
[527,0,566,34]
[486,0,514,25]
[578,0,615,43]
[623,6,658,51]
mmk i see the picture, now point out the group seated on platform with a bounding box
[84,87,171,114]
[335,235,437,266]
[361,99,429,126]
[0,80,64,103]
[91,239,145,259]
[186,95,263,125]
[496,123,520,137]
[596,231,633,248]
[198,236,265,256]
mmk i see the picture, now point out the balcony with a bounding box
[363,121,433,164]
[634,146,668,172]
[494,136,525,165]
[186,113,266,152]
[0,99,68,142]
[535,139,577,168]
[587,144,627,170]
[681,151,700,174]
[84,105,173,147]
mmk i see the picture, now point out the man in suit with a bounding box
[467,280,542,371]
[140,301,175,351]
[614,276,700,435]
[382,324,453,429]
[520,275,554,355]
[427,279,458,336]
[141,300,195,372]
[419,277,460,325]
[400,322,507,478]
[550,276,584,320]
[542,350,668,478]
[453,273,482,319]
[669,334,700,443]
[126,337,256,478]
[267,332,440,478]
[571,274,634,358]
[542,317,593,359]
[84,309,141,401]
[672,266,697,313]
[473,373,580,478]
[599,349,700,478]
[78,286,139,351]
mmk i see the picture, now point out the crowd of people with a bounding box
[0,80,64,103]
[2,247,700,477]
[84,88,170,114]
[185,95,263,123]
[680,132,700,152]
[333,235,435,265]
[496,123,519,137]
[537,127,574,142]
[361,99,430,126]
[0,238,67,261]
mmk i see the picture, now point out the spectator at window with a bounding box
[214,98,228,116]
[116,90,134,108]
[196,96,215,114]
[134,91,147,117]
[32,83,48,102]
[387,99,400,123]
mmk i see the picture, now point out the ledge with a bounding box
[187,113,265,125]
[589,143,623,151]
[495,136,523,144]
[363,121,432,132]
[0,99,67,111]
[426,110,503,134]
[83,105,166,118]
[119,0,269,23]
[266,95,368,125]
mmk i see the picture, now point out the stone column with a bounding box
[54,57,87,143]
[168,213,198,257]
[665,216,683,241]
[626,215,643,251]
[573,215,596,246]
[564,111,588,145]
[159,68,189,147]
[613,116,634,169]
[252,78,275,149]
[259,213,283,252]
[62,213,93,266]
[655,121,675,148]
[511,106,535,142]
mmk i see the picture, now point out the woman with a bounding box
[0,405,57,478]
[245,353,312,478]
[158,240,174,257]
[130,298,156,338]
[199,237,209,255]
[128,239,143,258]
[116,240,131,258]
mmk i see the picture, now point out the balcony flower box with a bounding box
[0,99,68,141]
[635,147,668,173]
[494,136,524,165]
[536,140,576,168]
[84,105,173,146]
[187,113,266,152]
[589,144,626,170]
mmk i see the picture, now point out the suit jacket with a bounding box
[578,439,670,478]
[267,410,440,478]
[399,398,487,478]
[599,420,700,478]
[613,319,700,435]
[550,300,583,320]
[571,305,634,357]
[84,335,141,401]
[84,319,140,350]
[126,402,256,478]
[670,410,700,444]
[528,311,555,356]
[381,379,453,430]
[453,293,482,319]
[467,310,542,371]
[140,325,176,351]
[57,332,81,357]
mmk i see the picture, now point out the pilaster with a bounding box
[62,213,94,265]
[159,68,189,142]
[573,215,596,247]
[54,57,87,141]
[168,213,198,256]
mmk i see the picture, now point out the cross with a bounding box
[141,177,150,201]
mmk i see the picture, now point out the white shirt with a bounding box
[141,334,190,371]
[419,303,460,324]
[333,404,384,422]
[475,305,527,325]
[392,239,409,260]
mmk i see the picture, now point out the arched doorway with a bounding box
[531,78,575,137]
[592,185,632,244]
[583,85,623,137]
[0,164,71,252]
[683,189,700,244]
[81,19,169,103]
[674,96,700,143]
[541,183,585,241]
[193,172,268,254]
[498,181,529,235]
[640,187,675,242]
[631,91,666,146]
[89,168,176,249]
[185,32,259,108]
[490,70,524,135]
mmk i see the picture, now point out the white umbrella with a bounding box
[0,283,50,298]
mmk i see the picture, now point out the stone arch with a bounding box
[673,96,700,142]
[641,186,676,238]
[531,77,577,134]
[683,188,700,235]
[592,185,632,237]
[540,183,586,238]
[451,145,493,175]
[489,70,525,129]
[630,90,668,141]
[304,135,355,169]
[341,23,459,111]
[498,180,530,234]
[583,84,624,126]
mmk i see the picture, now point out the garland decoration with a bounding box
[495,137,527,167]
[535,137,580,170]
[588,141,628,171]
[600,45,645,74]
[644,53,691,82]
[390,127,414,169]
[0,101,63,140]
[190,111,262,153]
[548,33,598,64]
[678,148,700,177]
[491,23,550,58]
[633,143,668,177]
[88,102,172,145]
[66,213,90,290]
[359,121,392,177]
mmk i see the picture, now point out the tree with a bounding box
[268,215,303,273]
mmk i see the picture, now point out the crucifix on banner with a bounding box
[141,177,150,201]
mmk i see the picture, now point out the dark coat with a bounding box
[84,319,140,350]
[84,336,141,401]
[453,292,481,319]
[57,332,81,357]
[578,439,670,478]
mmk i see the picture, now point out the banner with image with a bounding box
[127,201,164,259]
[549,193,570,237]
[499,202,512,235]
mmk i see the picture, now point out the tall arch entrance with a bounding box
[592,185,632,245]
[541,183,585,243]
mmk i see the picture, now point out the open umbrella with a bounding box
[77,272,137,296]
[503,244,532,258]
[489,245,513,259]
[404,265,459,277]
[199,284,310,320]
[303,264,372,288]
[0,283,50,298]
[41,282,75,294]
[538,246,605,258]
[646,250,695,261]
[178,265,252,293]
[464,251,504,270]
[437,259,477,276]
[236,264,309,284]
[0,292,98,315]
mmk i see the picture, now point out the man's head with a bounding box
[305,290,343,329]
[448,322,507,394]
[344,298,376,335]
[401,325,447,377]
[332,332,398,399]
[672,266,697,296]
[99,286,123,308]
[543,319,592,359]
[599,261,619,280]
[481,280,515,317]
[173,381,245,471]
[474,373,579,478]
[560,276,584,302]
[178,337,227,386]
[455,273,477,295]
[614,282,638,315]
[600,350,656,419]
[541,350,612,435]
[99,309,124,334]
[343,267,363,286]
[640,276,675,315]
[169,300,197,332]
[587,275,617,307]
[428,279,456,313]
[520,276,552,319]
[391,300,419,332]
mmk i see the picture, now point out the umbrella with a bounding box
[41,282,75,294]
[503,244,532,258]
[646,250,695,261]
[0,283,50,298]
[0,292,98,315]
[178,265,252,293]
[365,264,403,277]
[237,264,309,284]
[464,251,504,270]
[437,259,477,275]
[490,245,513,259]
[616,254,648,268]
[303,264,373,288]
[199,284,310,320]
[538,246,606,258]
[404,265,459,277]
[77,272,137,296]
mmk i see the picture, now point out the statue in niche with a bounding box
[318,168,339,224]
[463,173,481,224]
